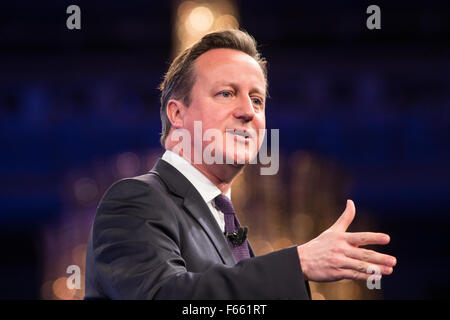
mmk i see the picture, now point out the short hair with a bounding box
[158,29,267,146]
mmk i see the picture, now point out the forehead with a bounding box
[193,48,266,92]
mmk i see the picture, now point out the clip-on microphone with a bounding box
[225,226,248,246]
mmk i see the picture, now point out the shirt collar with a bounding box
[161,150,231,203]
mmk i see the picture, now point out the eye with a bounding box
[252,97,264,106]
[218,91,233,98]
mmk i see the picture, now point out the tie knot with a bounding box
[214,194,235,216]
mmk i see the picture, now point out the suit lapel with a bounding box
[150,159,236,266]
[183,187,236,265]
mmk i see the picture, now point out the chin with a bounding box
[225,151,252,166]
[222,139,259,165]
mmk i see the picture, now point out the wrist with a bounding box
[297,245,309,281]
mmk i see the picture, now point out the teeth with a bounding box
[227,129,248,138]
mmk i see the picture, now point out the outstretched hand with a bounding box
[297,200,397,282]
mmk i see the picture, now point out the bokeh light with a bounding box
[214,14,239,30]
[52,277,76,300]
[174,0,240,55]
[186,6,214,34]
[71,243,87,268]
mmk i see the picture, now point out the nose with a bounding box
[233,95,255,122]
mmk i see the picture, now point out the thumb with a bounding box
[330,199,356,232]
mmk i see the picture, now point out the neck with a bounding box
[191,162,243,194]
[166,147,243,194]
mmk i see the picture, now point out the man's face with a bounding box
[183,48,266,165]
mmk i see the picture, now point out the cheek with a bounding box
[182,107,196,128]
[184,106,208,132]
[254,114,266,130]
[254,115,266,146]
[202,110,228,131]
[182,117,195,135]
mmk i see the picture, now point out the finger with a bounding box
[330,200,356,232]
[344,246,397,267]
[339,257,393,276]
[346,232,390,246]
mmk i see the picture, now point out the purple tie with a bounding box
[214,194,251,263]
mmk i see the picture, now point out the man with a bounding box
[84,29,396,299]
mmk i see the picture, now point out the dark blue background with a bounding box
[1,1,449,299]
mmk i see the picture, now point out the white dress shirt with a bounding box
[161,150,230,233]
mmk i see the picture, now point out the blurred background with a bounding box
[0,0,449,299]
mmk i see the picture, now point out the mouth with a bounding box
[226,129,251,139]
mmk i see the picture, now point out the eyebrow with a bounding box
[212,81,266,97]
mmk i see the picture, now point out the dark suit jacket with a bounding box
[85,158,311,299]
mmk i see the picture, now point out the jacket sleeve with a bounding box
[89,178,311,300]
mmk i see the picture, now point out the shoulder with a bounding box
[99,173,167,203]
[95,173,176,221]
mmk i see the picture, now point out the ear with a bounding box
[166,99,186,129]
